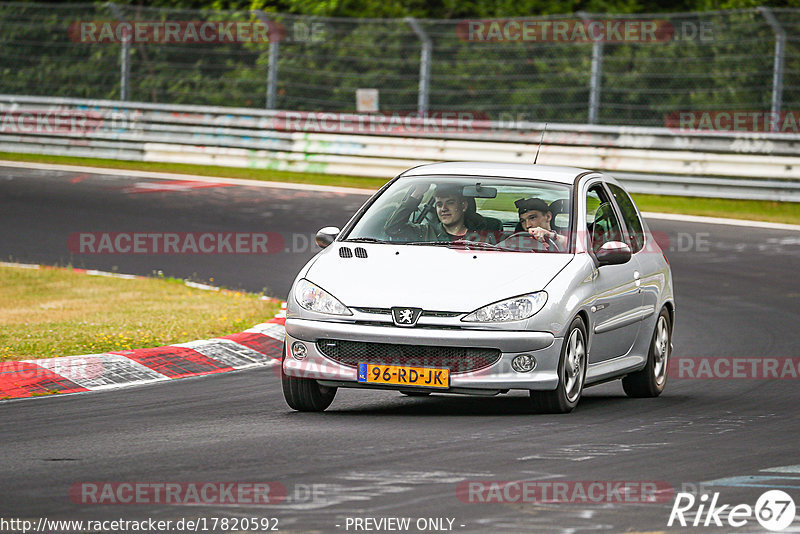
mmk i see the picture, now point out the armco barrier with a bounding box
[1,94,800,201]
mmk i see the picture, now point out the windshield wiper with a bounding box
[403,240,504,250]
[449,239,502,251]
[345,237,391,244]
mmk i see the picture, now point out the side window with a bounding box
[586,185,624,254]
[608,183,644,253]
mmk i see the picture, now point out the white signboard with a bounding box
[356,89,379,113]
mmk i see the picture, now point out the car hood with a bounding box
[304,243,574,312]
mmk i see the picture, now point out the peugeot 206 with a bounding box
[281,162,674,413]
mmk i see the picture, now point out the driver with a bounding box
[515,197,567,250]
[385,183,475,241]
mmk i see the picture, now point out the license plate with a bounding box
[357,363,449,389]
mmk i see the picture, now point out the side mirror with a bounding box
[315,226,340,248]
[596,241,632,266]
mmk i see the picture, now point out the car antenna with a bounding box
[533,123,548,164]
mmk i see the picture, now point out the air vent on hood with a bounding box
[354,247,368,258]
[339,247,353,258]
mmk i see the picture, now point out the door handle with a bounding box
[634,271,641,288]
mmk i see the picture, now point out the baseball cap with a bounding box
[515,197,551,215]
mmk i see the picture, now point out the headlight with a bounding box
[462,292,547,323]
[294,279,352,316]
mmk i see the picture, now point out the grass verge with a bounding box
[1,151,799,225]
[631,194,800,225]
[0,265,280,361]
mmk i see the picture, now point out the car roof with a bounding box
[399,162,596,185]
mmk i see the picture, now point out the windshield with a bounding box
[345,176,572,253]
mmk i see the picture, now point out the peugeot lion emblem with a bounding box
[392,307,422,327]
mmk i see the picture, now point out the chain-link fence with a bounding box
[2,3,800,127]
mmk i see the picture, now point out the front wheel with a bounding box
[530,317,587,413]
[281,349,337,411]
[622,308,671,398]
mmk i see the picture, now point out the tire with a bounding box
[281,347,337,412]
[400,391,431,397]
[622,308,671,398]
[530,317,587,414]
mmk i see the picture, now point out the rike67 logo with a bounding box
[668,490,796,531]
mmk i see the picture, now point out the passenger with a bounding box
[515,197,568,250]
[385,183,477,241]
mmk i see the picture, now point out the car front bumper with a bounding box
[283,318,562,393]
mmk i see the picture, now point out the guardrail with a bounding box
[1,94,800,202]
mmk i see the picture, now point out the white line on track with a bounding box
[642,211,800,232]
[3,159,800,232]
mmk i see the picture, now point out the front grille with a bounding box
[316,339,501,374]
[353,308,462,318]
[352,321,462,330]
[422,310,462,318]
[354,307,391,315]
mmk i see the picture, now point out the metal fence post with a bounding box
[578,12,603,124]
[759,7,785,132]
[255,11,279,109]
[406,17,431,115]
[107,2,130,101]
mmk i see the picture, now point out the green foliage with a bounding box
[90,0,800,17]
[1,3,800,126]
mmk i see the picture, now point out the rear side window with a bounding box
[608,183,645,253]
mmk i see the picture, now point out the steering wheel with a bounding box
[499,231,558,252]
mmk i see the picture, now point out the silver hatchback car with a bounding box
[282,162,674,413]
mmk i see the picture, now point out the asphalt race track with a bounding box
[2,165,800,533]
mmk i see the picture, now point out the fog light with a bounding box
[512,354,536,373]
[291,342,307,360]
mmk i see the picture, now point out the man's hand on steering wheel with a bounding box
[528,227,560,251]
